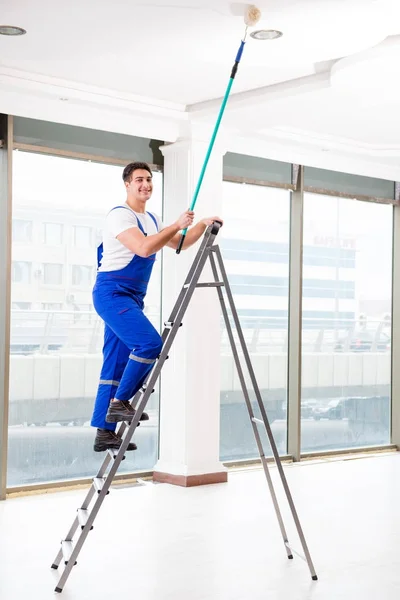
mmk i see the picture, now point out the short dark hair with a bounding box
[122,161,152,183]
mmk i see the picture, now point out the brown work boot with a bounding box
[93,429,137,453]
[105,400,149,424]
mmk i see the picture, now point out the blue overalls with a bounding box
[91,207,163,431]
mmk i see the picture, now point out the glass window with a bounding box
[42,222,63,245]
[301,193,392,453]
[12,220,32,243]
[9,150,163,487]
[12,261,31,283]
[43,263,63,285]
[72,265,94,287]
[73,226,93,248]
[220,181,290,462]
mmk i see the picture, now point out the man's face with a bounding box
[126,169,153,201]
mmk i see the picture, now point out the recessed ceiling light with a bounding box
[250,29,283,41]
[0,25,26,36]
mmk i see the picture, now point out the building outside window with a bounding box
[73,225,93,248]
[42,222,63,245]
[12,261,31,284]
[12,219,33,243]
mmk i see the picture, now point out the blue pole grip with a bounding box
[235,40,245,63]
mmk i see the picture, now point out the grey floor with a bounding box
[0,452,399,600]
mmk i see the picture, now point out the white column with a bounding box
[153,136,227,486]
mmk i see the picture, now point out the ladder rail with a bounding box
[208,250,292,558]
[54,359,168,591]
[213,245,318,580]
[53,340,170,591]
[53,223,222,592]
[51,449,111,569]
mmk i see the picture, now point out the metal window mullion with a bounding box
[287,166,304,461]
[391,205,400,447]
[0,115,12,500]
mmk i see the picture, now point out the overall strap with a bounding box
[109,205,146,234]
[97,206,141,268]
[146,211,159,232]
[109,206,159,236]
[97,243,103,268]
[135,217,146,236]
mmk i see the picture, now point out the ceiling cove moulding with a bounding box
[188,71,331,116]
[0,66,187,120]
[330,35,400,97]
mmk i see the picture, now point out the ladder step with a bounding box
[183,282,224,288]
[251,417,264,426]
[164,321,183,328]
[107,449,126,461]
[140,384,155,394]
[77,509,94,531]
[93,477,109,495]
[61,541,77,566]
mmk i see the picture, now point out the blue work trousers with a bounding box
[91,287,162,431]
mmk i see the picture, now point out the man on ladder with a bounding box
[91,161,222,453]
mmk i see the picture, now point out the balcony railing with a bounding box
[10,309,391,355]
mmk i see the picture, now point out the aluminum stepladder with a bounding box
[51,222,317,593]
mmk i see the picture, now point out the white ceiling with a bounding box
[2,0,400,179]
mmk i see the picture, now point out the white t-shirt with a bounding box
[98,205,164,272]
